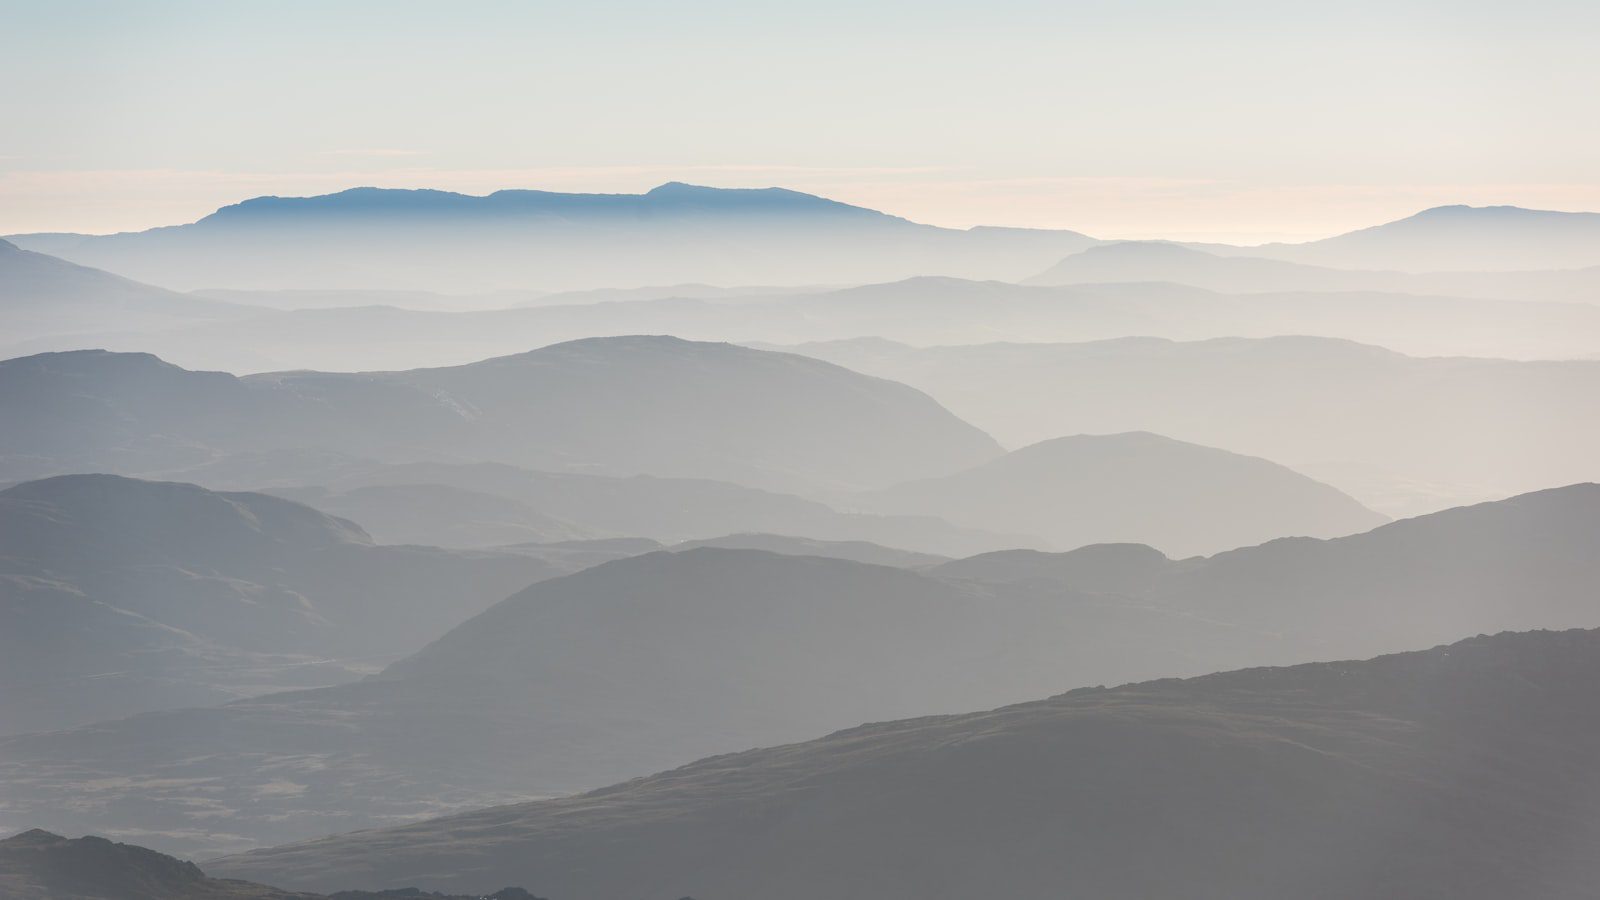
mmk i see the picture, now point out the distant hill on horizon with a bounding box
[12,193,1600,297]
[856,431,1386,557]
[3,183,1098,292]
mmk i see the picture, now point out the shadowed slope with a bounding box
[214,628,1600,900]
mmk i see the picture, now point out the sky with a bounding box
[2,0,1598,243]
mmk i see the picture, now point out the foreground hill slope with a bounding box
[0,337,1000,493]
[858,431,1386,556]
[0,830,538,900]
[0,475,577,733]
[4,486,1600,854]
[216,628,1600,900]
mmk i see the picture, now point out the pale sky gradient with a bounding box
[3,0,1598,242]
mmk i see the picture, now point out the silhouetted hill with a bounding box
[785,335,1600,515]
[0,338,1001,493]
[6,486,1600,854]
[858,432,1386,556]
[0,474,583,733]
[1027,241,1377,291]
[213,628,1600,900]
[5,184,1096,292]
[1151,484,1600,646]
[1028,239,1600,302]
[0,238,250,342]
[0,830,540,900]
[1241,204,1600,271]
[0,829,311,899]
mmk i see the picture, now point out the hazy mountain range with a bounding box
[11,191,1600,297]
[4,180,1598,899]
[192,437,1386,559]
[12,273,1600,373]
[7,194,1600,375]
[210,627,1600,900]
[6,192,1600,376]
[3,484,1596,855]
[0,340,1399,557]
[783,335,1600,515]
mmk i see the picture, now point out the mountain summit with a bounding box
[197,182,894,224]
[5,184,1096,292]
[1243,204,1600,271]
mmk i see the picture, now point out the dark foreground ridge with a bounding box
[216,627,1600,900]
[0,829,546,900]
